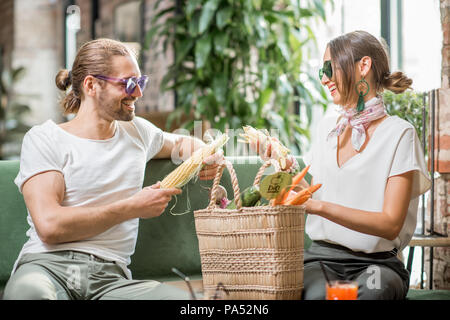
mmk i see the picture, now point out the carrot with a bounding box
[308,183,322,194]
[292,194,311,205]
[292,164,310,186]
[284,190,298,203]
[272,187,288,206]
[284,189,311,205]
[284,183,322,205]
[280,165,310,204]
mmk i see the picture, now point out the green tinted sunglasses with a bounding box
[319,60,332,80]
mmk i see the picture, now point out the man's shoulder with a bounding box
[118,116,162,136]
[129,116,161,131]
[117,116,163,148]
[25,119,57,139]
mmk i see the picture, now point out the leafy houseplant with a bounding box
[147,0,331,155]
[383,90,427,152]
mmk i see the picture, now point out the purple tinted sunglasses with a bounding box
[93,74,149,95]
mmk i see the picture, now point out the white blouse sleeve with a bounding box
[388,127,432,199]
[14,128,64,193]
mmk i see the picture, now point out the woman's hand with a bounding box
[303,198,323,215]
[250,140,295,171]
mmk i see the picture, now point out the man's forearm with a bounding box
[179,136,205,159]
[154,134,205,160]
[40,199,134,244]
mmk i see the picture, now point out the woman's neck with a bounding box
[343,91,378,111]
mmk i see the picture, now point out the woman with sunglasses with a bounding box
[262,31,431,299]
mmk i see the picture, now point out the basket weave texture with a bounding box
[194,161,305,300]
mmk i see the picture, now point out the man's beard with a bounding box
[99,91,135,122]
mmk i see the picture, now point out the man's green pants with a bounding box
[3,251,191,300]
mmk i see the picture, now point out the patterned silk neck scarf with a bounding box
[327,96,387,152]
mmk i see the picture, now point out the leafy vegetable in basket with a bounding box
[226,186,261,209]
[160,133,229,189]
[238,125,291,170]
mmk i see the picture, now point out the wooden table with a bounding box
[409,236,450,247]
[406,236,450,290]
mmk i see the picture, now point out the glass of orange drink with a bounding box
[326,280,358,300]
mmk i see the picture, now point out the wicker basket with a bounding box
[194,160,305,300]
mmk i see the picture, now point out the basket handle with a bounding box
[208,160,242,209]
[253,159,279,186]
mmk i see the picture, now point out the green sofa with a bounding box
[0,157,448,300]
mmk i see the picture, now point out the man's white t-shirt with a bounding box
[303,113,431,253]
[13,116,165,278]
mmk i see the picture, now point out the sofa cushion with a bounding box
[131,157,274,279]
[407,289,450,300]
[2,157,448,301]
[130,156,312,280]
[0,161,28,288]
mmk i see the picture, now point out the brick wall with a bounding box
[140,0,175,113]
[443,0,450,89]
[74,0,175,114]
[424,0,450,290]
[0,0,14,69]
[12,0,65,126]
[75,0,92,48]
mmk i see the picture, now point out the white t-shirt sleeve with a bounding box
[388,127,432,199]
[14,127,64,193]
[132,117,165,161]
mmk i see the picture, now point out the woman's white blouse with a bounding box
[303,114,432,253]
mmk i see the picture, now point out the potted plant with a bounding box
[146,0,331,155]
[383,90,427,153]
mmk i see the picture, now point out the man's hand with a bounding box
[127,182,182,219]
[199,149,224,180]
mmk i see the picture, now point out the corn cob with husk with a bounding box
[239,125,291,170]
[160,133,229,189]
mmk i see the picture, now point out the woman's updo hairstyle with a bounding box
[327,30,412,106]
[55,38,134,115]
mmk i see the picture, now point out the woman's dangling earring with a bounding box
[355,77,369,113]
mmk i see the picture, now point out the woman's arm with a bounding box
[305,171,414,241]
